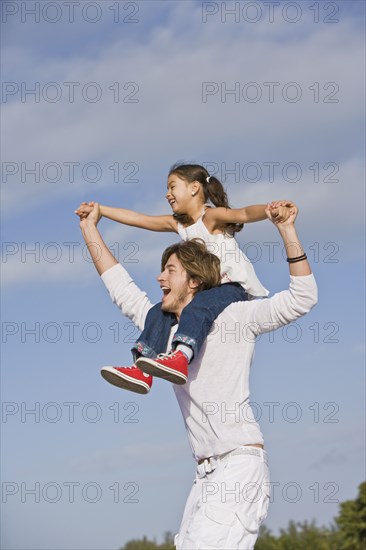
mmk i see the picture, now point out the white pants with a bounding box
[175,447,270,550]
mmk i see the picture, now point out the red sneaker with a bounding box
[100,365,152,394]
[136,351,188,385]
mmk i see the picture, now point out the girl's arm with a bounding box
[203,202,294,232]
[203,204,267,232]
[100,205,177,232]
[75,202,178,233]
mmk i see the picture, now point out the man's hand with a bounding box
[266,201,298,227]
[76,202,101,228]
[265,201,311,275]
[268,200,296,224]
[76,202,117,275]
[75,201,96,220]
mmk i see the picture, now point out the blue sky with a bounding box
[1,1,365,549]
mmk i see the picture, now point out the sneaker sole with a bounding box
[135,358,187,385]
[100,367,151,395]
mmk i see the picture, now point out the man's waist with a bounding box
[197,443,267,476]
[198,442,264,464]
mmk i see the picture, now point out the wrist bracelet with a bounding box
[287,253,307,263]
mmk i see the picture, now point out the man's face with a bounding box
[157,253,197,318]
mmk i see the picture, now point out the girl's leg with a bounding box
[172,283,248,358]
[134,284,248,385]
[131,302,177,360]
[100,304,176,395]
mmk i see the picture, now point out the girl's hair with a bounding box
[168,163,243,235]
[161,239,221,292]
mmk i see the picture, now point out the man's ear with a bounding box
[188,278,201,290]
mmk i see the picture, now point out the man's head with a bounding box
[157,239,221,318]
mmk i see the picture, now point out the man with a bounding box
[78,202,317,550]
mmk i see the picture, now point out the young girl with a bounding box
[76,163,293,394]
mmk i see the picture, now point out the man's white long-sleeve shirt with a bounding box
[101,264,318,461]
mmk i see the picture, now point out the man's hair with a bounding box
[161,239,221,293]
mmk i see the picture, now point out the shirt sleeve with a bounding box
[241,274,318,336]
[100,263,153,331]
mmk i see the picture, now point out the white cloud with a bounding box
[2,3,364,218]
[2,152,364,288]
[2,7,364,549]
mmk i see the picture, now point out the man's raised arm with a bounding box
[79,202,118,276]
[240,204,318,336]
[78,203,152,331]
[266,202,312,277]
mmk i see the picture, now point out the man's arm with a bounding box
[239,204,317,335]
[79,206,118,276]
[100,264,152,332]
[78,203,153,330]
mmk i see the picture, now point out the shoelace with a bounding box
[156,352,178,361]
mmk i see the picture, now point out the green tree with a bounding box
[255,525,280,549]
[120,535,159,549]
[159,531,175,549]
[276,520,336,549]
[120,531,175,550]
[335,481,366,550]
[119,482,366,550]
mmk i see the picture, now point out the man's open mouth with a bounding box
[161,286,171,296]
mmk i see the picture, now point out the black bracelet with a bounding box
[287,253,307,263]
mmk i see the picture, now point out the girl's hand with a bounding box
[77,203,101,227]
[266,202,298,226]
[269,200,296,223]
[270,205,292,223]
[75,201,95,220]
[270,200,296,209]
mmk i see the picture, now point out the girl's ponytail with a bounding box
[169,163,243,236]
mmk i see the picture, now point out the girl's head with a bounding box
[167,163,243,235]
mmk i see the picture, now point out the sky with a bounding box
[1,1,365,549]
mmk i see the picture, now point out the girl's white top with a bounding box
[176,208,269,298]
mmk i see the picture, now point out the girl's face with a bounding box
[166,174,197,214]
